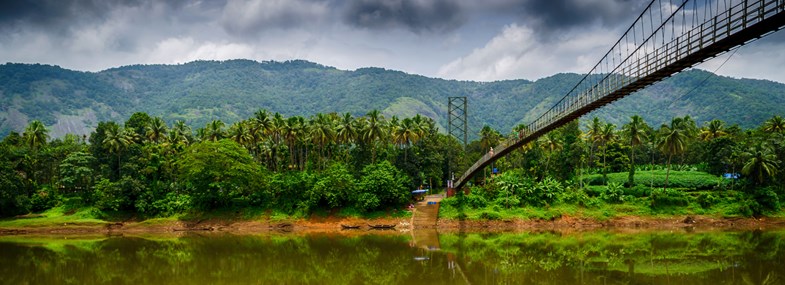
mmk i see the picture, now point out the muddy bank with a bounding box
[436,215,785,233]
[3,215,785,236]
[0,216,412,236]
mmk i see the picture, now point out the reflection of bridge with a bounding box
[455,0,785,190]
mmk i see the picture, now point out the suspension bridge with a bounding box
[454,0,785,190]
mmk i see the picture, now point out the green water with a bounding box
[1,230,784,284]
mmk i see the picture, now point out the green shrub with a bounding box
[584,186,604,197]
[29,186,60,212]
[600,182,625,203]
[582,170,719,190]
[479,211,501,220]
[356,193,380,212]
[465,194,488,208]
[754,188,780,213]
[494,196,520,209]
[521,177,561,206]
[697,192,718,208]
[624,185,651,197]
[650,188,690,207]
[559,188,593,207]
[441,196,460,208]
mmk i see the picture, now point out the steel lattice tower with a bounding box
[448,97,467,147]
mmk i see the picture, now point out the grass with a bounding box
[0,235,107,253]
[582,170,723,189]
[0,204,414,230]
[438,183,779,221]
[0,205,107,228]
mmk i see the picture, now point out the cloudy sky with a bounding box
[1,0,784,82]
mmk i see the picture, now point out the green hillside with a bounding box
[1,60,784,138]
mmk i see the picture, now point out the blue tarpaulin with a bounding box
[723,173,740,179]
[411,189,429,194]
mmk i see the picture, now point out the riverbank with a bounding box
[3,213,785,236]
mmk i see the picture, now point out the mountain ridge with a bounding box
[1,59,784,139]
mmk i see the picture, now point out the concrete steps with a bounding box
[411,194,443,228]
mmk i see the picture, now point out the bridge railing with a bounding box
[455,0,785,189]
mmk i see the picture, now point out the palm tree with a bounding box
[411,114,430,139]
[253,109,274,135]
[362,110,386,163]
[103,125,130,177]
[741,144,779,185]
[309,113,335,168]
[204,120,226,142]
[479,125,500,153]
[251,110,273,156]
[762,115,785,134]
[622,115,649,185]
[170,120,192,146]
[284,116,306,169]
[394,118,420,161]
[270,113,287,171]
[228,121,253,147]
[699,119,728,141]
[585,117,604,169]
[146,117,168,144]
[657,118,689,191]
[23,120,49,150]
[598,123,617,182]
[336,113,357,145]
[539,131,563,174]
[388,115,401,145]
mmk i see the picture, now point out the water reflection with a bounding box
[1,230,783,285]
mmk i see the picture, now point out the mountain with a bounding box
[1,60,784,139]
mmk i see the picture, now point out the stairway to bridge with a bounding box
[411,194,443,228]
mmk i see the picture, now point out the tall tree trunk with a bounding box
[664,154,673,192]
[602,146,608,184]
[628,143,635,186]
[371,142,377,164]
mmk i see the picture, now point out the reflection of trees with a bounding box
[438,231,785,285]
[2,231,785,285]
[0,234,461,285]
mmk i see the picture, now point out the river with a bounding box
[1,229,784,284]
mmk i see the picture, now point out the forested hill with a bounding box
[2,59,784,138]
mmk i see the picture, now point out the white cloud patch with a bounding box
[697,37,785,83]
[147,37,256,64]
[437,24,617,81]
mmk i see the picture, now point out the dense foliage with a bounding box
[1,107,783,219]
[0,110,463,217]
[449,114,785,218]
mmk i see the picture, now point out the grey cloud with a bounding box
[0,0,213,35]
[220,0,332,35]
[0,0,118,33]
[343,0,466,33]
[474,0,648,37]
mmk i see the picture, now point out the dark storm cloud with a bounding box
[0,0,213,35]
[343,0,466,33]
[0,0,118,33]
[482,0,649,36]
